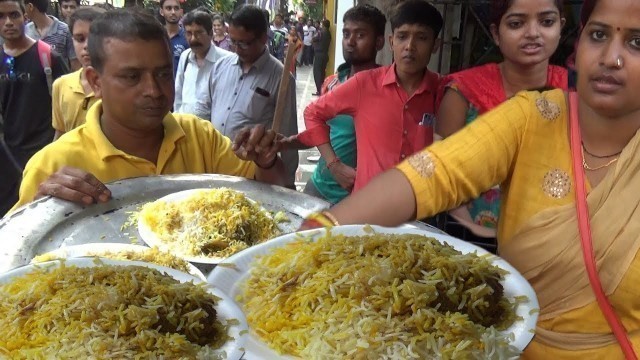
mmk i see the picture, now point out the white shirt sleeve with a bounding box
[174,49,190,112]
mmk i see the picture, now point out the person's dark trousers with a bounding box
[0,146,21,217]
[313,53,329,94]
[0,174,19,217]
[302,45,313,65]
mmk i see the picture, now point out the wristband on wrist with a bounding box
[326,157,341,170]
[256,155,278,170]
[255,155,278,170]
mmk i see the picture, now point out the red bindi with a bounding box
[617,27,621,31]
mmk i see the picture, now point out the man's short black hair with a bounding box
[194,5,212,15]
[274,13,283,19]
[159,0,180,9]
[24,0,47,13]
[261,8,269,24]
[390,0,443,36]
[60,0,81,6]
[92,2,114,11]
[343,4,386,38]
[182,10,213,35]
[230,5,267,37]
[0,0,25,13]
[88,9,169,73]
[69,6,106,33]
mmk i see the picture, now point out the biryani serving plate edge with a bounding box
[137,188,277,265]
[0,174,334,274]
[207,224,539,359]
[0,258,248,360]
[28,243,207,281]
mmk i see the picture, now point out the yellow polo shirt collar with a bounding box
[70,69,94,97]
[85,100,186,164]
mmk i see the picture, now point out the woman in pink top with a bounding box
[435,0,568,247]
[212,14,232,51]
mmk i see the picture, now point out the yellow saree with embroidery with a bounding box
[397,89,640,359]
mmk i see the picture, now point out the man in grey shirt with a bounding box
[24,0,78,70]
[210,5,298,188]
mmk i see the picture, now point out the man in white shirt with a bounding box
[269,13,287,62]
[174,10,231,119]
[302,18,316,66]
[270,13,288,35]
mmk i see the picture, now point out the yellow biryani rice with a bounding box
[139,188,280,259]
[0,263,230,359]
[240,232,522,360]
[31,246,193,273]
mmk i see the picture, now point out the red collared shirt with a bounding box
[301,64,440,192]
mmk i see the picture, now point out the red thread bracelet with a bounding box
[326,157,340,170]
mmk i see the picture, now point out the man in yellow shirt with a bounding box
[12,9,286,212]
[51,6,105,139]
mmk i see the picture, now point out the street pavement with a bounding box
[293,65,321,192]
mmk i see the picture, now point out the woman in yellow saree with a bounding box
[302,0,640,358]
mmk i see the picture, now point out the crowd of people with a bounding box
[0,0,333,215]
[2,0,640,357]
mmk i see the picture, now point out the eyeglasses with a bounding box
[5,56,15,81]
[229,37,258,50]
[186,30,209,39]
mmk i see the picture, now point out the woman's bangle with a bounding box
[321,211,340,226]
[304,211,340,228]
[326,157,340,170]
[256,155,278,170]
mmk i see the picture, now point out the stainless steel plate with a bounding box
[0,174,331,274]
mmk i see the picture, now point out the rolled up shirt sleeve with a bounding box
[300,73,360,146]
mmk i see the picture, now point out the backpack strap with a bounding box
[183,48,191,74]
[37,40,53,96]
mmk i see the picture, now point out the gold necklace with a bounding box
[581,141,622,158]
[581,146,619,171]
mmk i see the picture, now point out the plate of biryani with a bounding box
[208,225,539,360]
[137,188,283,264]
[29,243,207,281]
[0,258,248,359]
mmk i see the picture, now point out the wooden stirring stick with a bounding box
[271,37,298,133]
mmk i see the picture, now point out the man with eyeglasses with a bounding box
[174,10,231,119]
[159,0,188,77]
[209,5,298,189]
[0,0,68,216]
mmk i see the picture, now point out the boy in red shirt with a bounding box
[300,0,442,193]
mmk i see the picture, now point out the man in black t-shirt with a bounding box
[0,0,68,216]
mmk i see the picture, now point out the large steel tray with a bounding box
[0,174,331,273]
[0,174,442,275]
